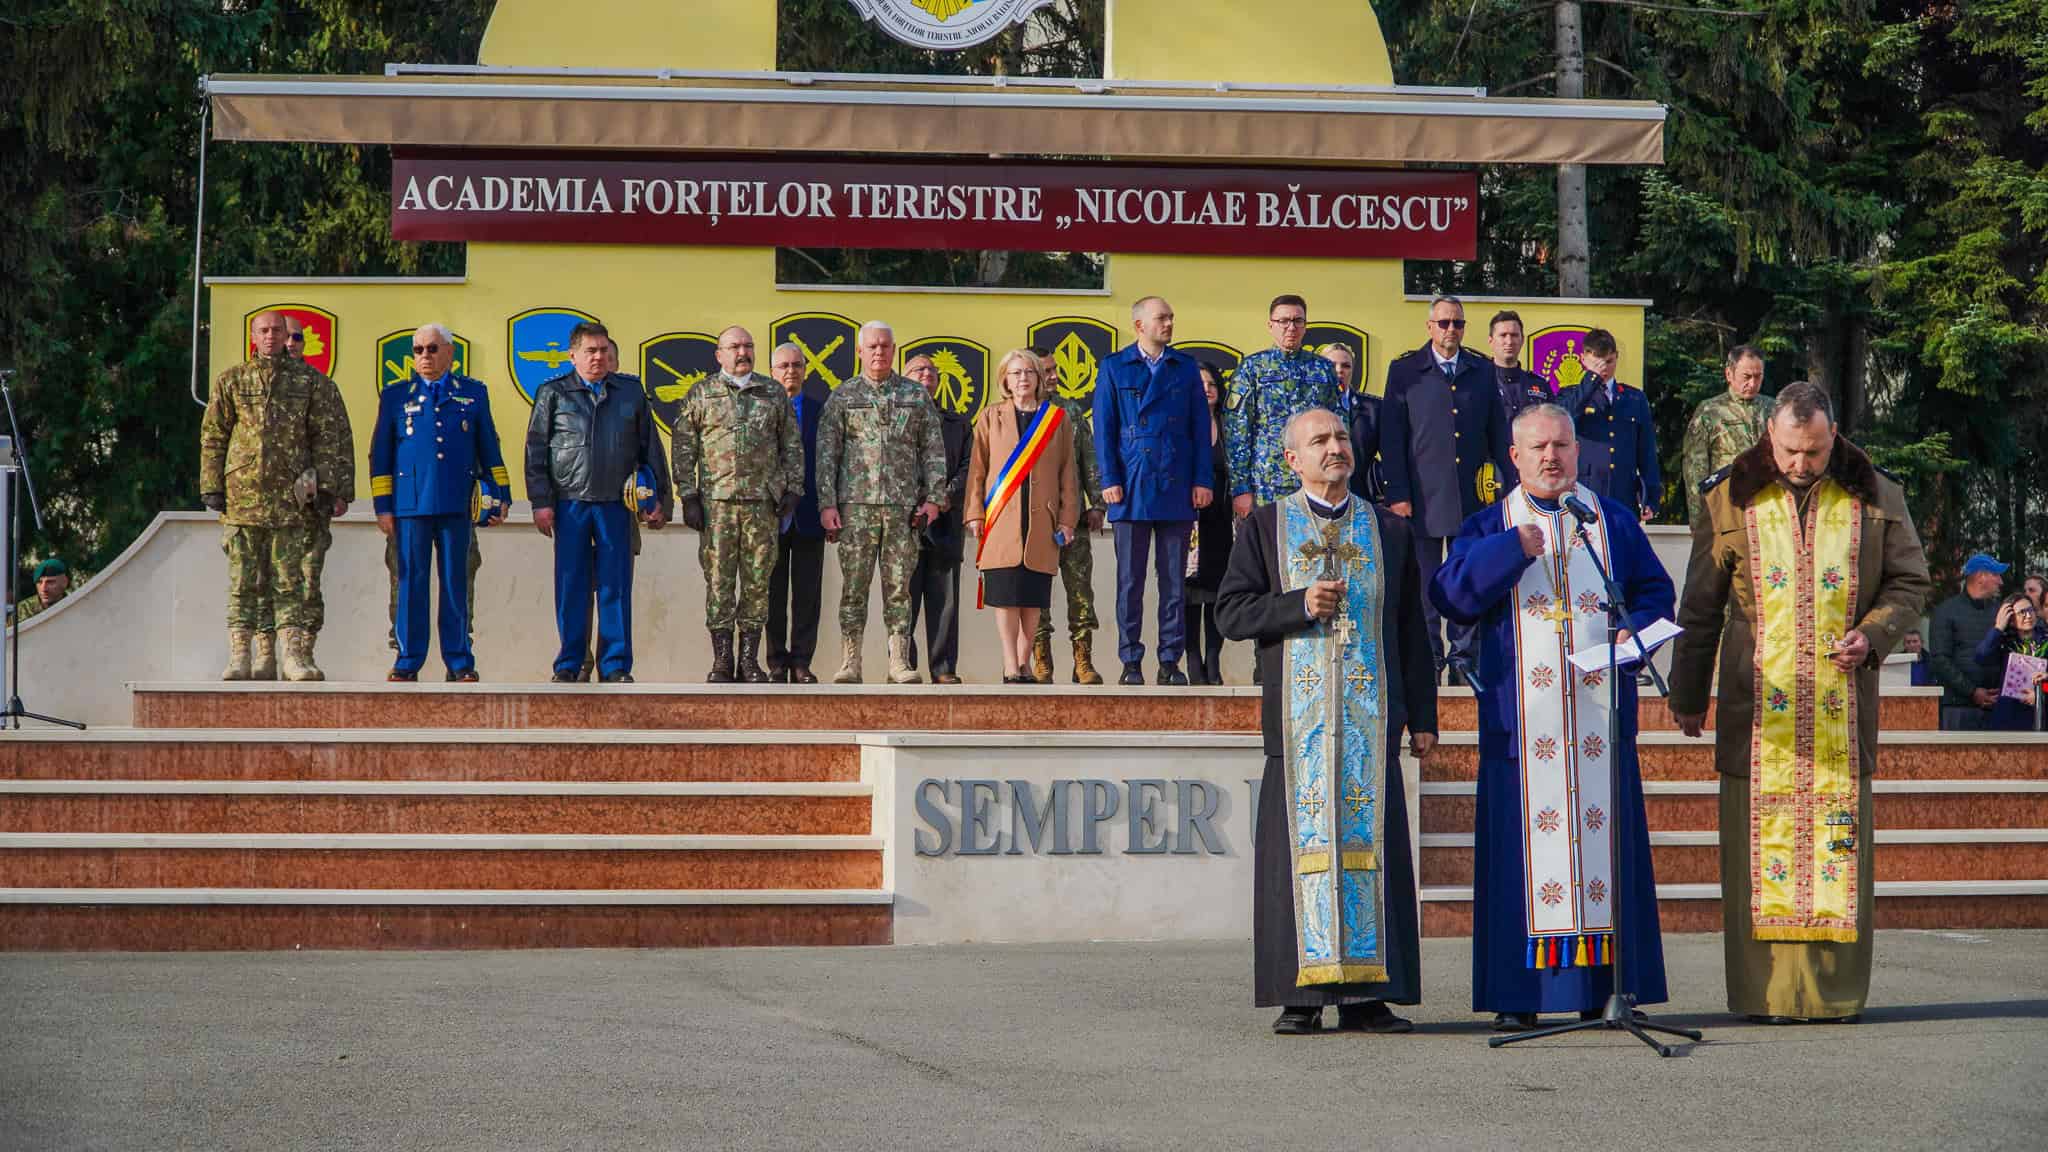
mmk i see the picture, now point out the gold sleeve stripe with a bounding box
[490,467,511,485]
[369,476,395,496]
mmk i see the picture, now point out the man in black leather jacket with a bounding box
[525,320,671,683]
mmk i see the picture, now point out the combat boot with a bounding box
[249,631,278,681]
[278,626,324,682]
[222,629,254,681]
[1031,634,1055,683]
[708,629,735,683]
[833,632,864,684]
[887,635,920,684]
[1071,636,1104,685]
[736,630,770,684]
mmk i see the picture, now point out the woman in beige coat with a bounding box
[965,349,1080,683]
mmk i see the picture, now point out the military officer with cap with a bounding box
[370,323,510,682]
[1556,328,1662,520]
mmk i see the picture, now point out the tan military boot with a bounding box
[1031,634,1055,683]
[278,626,325,682]
[833,632,864,684]
[1071,636,1104,685]
[222,629,254,681]
[250,631,278,681]
[887,635,920,684]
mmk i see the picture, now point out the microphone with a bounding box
[1562,494,1601,525]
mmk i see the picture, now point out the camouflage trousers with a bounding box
[251,515,330,633]
[837,502,918,636]
[1033,530,1099,643]
[385,531,482,649]
[224,523,313,631]
[700,498,778,633]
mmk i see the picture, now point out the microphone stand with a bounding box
[0,369,86,730]
[1491,505,1695,1056]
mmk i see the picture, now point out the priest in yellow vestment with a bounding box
[1669,383,1930,1022]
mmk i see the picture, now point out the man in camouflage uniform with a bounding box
[1225,294,1346,518]
[199,309,354,681]
[11,558,73,624]
[815,320,948,684]
[674,325,804,684]
[1682,344,1769,522]
[1030,346,1107,684]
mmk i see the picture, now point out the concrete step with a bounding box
[1421,731,2048,783]
[0,781,875,836]
[0,730,863,784]
[128,682,1940,734]
[0,888,893,950]
[1420,880,2048,935]
[1420,780,2048,833]
[1418,830,2048,886]
[0,833,884,890]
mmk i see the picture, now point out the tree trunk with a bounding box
[1840,317,1870,436]
[1555,2,1589,299]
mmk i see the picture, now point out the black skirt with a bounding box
[981,565,1053,609]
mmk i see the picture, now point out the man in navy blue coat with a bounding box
[766,341,829,683]
[1555,328,1662,521]
[370,323,510,682]
[1380,295,1514,678]
[1483,309,1557,425]
[1094,296,1216,685]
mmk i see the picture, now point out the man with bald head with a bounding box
[369,323,510,681]
[200,309,354,681]
[673,325,804,683]
[1217,407,1437,1035]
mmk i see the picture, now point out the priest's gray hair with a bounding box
[1283,406,1348,451]
[857,320,894,343]
[414,322,454,346]
[1512,402,1577,442]
[770,342,803,362]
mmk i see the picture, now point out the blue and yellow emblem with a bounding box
[771,312,858,392]
[1025,316,1117,406]
[640,331,719,435]
[508,307,599,405]
[377,328,471,394]
[899,336,989,416]
[1174,340,1245,406]
[1306,321,1371,394]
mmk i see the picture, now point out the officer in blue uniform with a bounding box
[1555,328,1662,519]
[370,324,509,682]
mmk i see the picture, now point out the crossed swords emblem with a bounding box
[788,333,844,387]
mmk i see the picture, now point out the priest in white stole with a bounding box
[1670,384,1929,1023]
[1431,403,1674,1032]
[1218,408,1439,1036]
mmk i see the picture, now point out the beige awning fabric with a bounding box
[204,75,1664,167]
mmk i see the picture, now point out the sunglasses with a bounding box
[287,332,305,342]
[1432,319,1468,330]
[412,343,442,355]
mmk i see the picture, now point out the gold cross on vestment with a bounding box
[1298,791,1327,822]
[1294,525,1366,578]
[1343,786,1373,818]
[1542,599,1574,636]
[1293,664,1320,696]
[1345,663,1374,695]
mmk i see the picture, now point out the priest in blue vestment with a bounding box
[1218,408,1439,1036]
[1430,402,1671,1031]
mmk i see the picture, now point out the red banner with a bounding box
[391,151,1476,260]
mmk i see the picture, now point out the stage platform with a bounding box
[2,681,2041,950]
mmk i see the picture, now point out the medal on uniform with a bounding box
[461,419,469,432]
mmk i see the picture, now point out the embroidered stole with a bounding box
[1507,485,1617,969]
[1277,492,1390,986]
[1746,479,1862,943]
[973,403,1064,608]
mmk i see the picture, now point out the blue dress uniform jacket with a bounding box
[788,378,830,539]
[1381,345,1513,540]
[1556,373,1662,515]
[1491,364,1556,425]
[369,372,510,517]
[1094,345,1216,523]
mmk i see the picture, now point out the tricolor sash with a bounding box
[973,403,1065,608]
[1746,479,1862,943]
[1507,485,1616,969]
[1277,492,1390,986]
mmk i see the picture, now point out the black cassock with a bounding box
[1217,497,1439,1007]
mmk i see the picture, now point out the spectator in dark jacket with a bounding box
[906,353,974,684]
[1973,592,2048,731]
[1928,553,2009,729]
[766,342,830,683]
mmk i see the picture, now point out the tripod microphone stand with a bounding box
[1491,498,1695,1056]
[1,368,86,730]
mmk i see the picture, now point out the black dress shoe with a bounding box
[1493,1012,1537,1032]
[386,669,418,683]
[1118,662,1143,686]
[1157,661,1188,686]
[933,672,962,685]
[445,669,480,683]
[791,666,818,685]
[550,669,584,684]
[600,672,635,684]
[1337,1002,1413,1034]
[1272,1007,1322,1035]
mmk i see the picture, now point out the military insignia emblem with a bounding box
[1025,317,1117,406]
[508,306,599,405]
[1174,341,1245,408]
[900,337,989,416]
[1305,321,1371,394]
[844,0,1055,50]
[376,328,471,394]
[1527,324,1594,394]
[639,331,719,435]
[772,312,858,392]
[247,304,338,376]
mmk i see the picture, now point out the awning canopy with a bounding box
[202,70,1665,167]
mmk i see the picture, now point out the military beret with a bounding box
[32,558,66,580]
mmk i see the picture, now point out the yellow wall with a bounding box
[480,0,774,68]
[1110,0,1394,85]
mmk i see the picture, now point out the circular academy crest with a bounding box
[844,0,1054,50]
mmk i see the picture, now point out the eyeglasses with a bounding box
[412,343,442,355]
[1270,316,1307,327]
[1432,319,1468,330]
[287,333,305,342]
